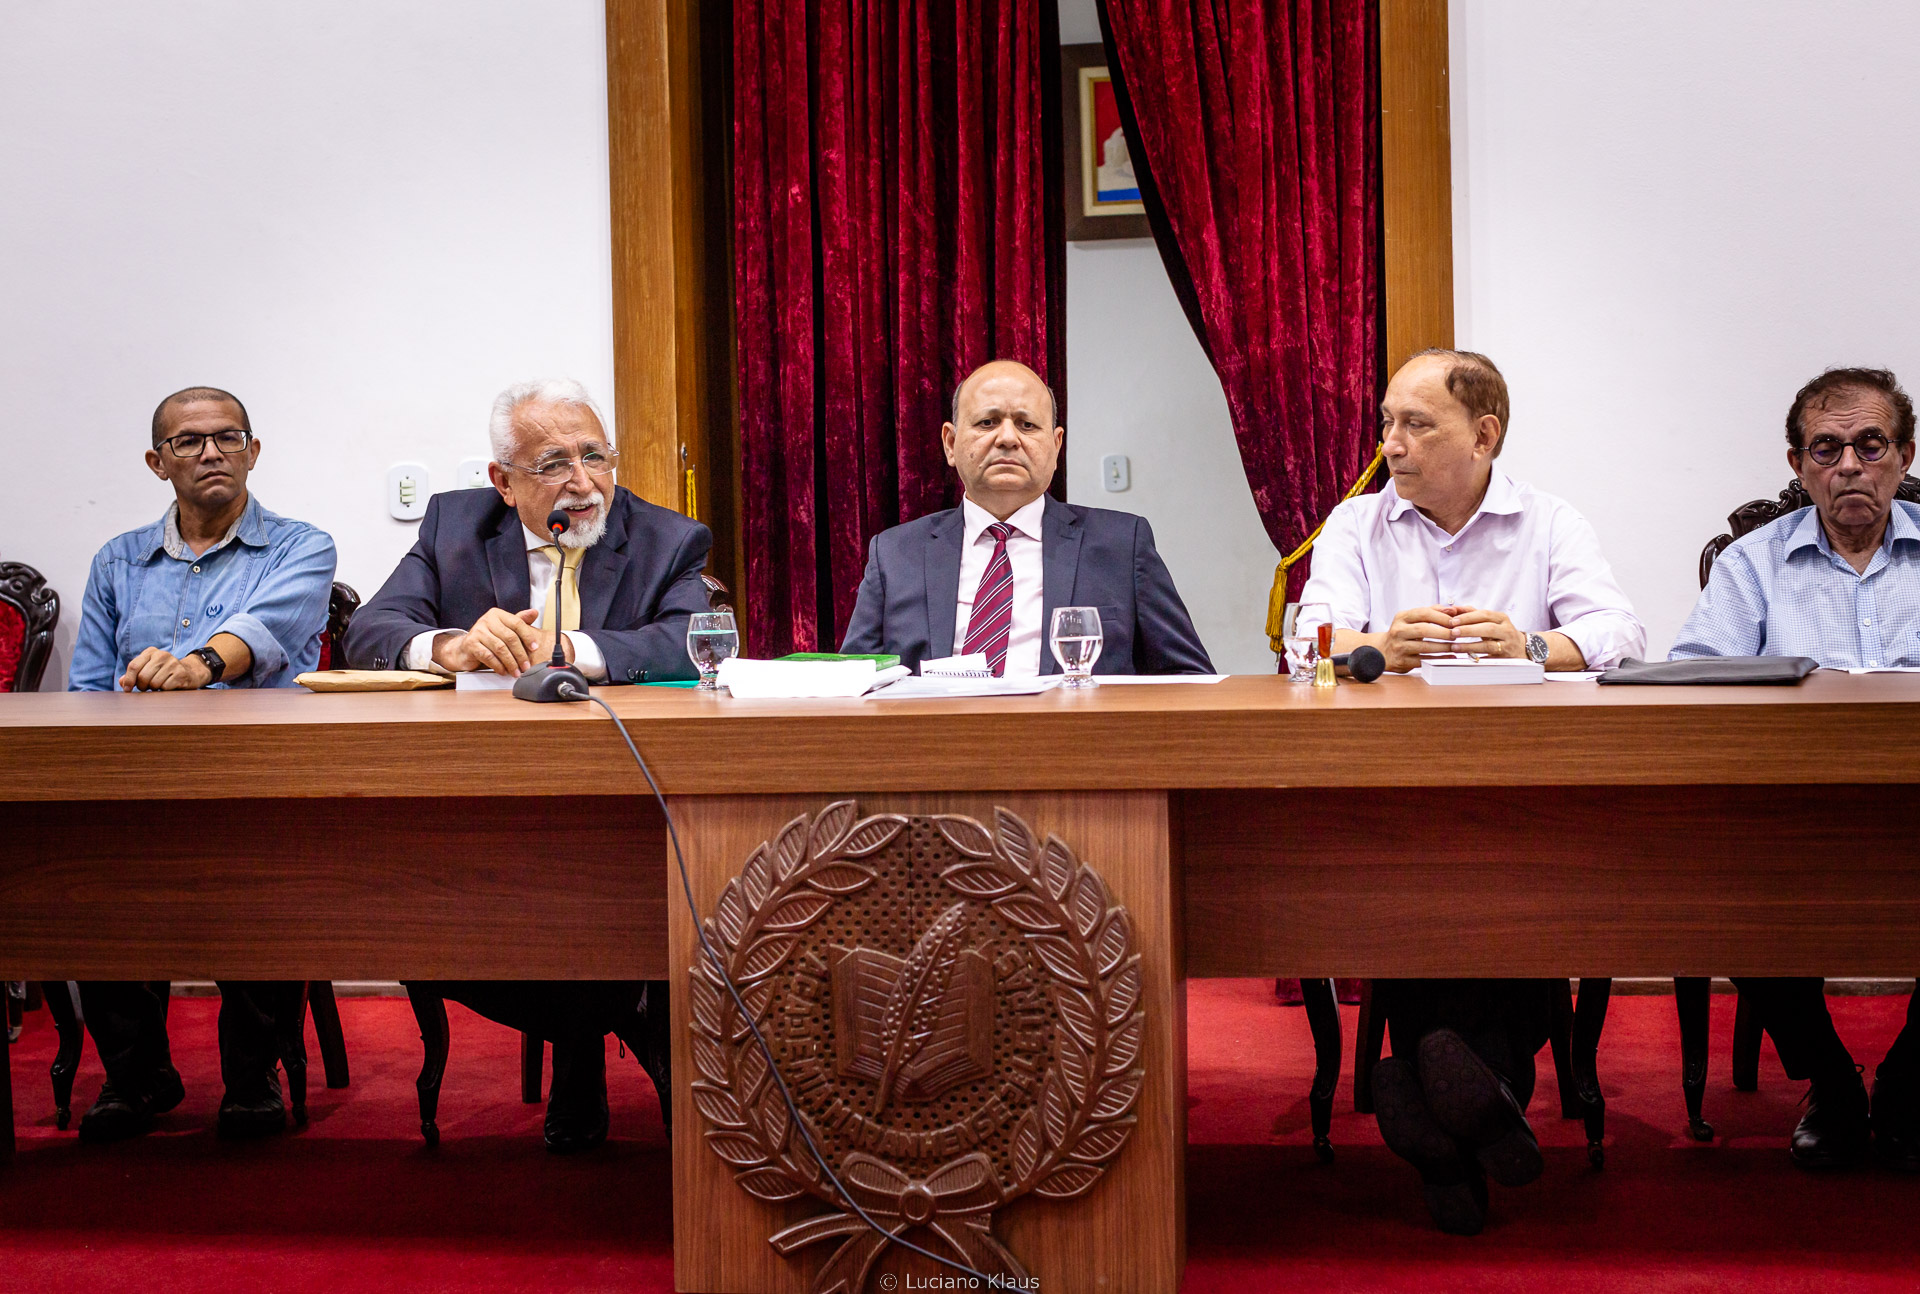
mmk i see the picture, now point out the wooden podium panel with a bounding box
[667,791,1183,1294]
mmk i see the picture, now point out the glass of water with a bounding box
[1281,602,1331,683]
[1049,606,1104,688]
[686,611,738,689]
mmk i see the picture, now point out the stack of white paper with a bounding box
[1419,658,1544,686]
[716,657,910,698]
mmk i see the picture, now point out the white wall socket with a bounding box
[457,458,489,490]
[1101,453,1131,492]
[387,463,429,520]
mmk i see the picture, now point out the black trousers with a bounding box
[1732,977,1920,1089]
[76,981,306,1097]
[1380,978,1558,1112]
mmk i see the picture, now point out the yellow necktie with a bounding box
[539,545,584,632]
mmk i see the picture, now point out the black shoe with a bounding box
[218,1068,288,1139]
[1871,1072,1920,1172]
[1790,1075,1869,1169]
[1420,1157,1489,1238]
[78,1079,156,1143]
[1417,1029,1543,1189]
[545,1089,611,1154]
[1373,1056,1486,1235]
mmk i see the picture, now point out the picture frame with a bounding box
[1061,43,1152,242]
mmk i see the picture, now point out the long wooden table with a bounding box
[4,673,1919,1293]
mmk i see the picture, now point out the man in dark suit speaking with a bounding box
[841,359,1212,676]
[347,377,708,1151]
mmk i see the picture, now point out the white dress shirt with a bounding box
[403,524,609,680]
[952,494,1047,678]
[1297,469,1646,669]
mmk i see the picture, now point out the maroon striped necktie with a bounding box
[960,522,1016,676]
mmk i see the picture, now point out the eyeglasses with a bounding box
[159,429,252,459]
[1802,433,1895,467]
[503,447,620,484]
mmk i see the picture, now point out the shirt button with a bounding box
[191,565,201,573]
[180,618,191,627]
[1863,618,1873,626]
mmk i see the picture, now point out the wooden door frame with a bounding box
[605,0,741,597]
[1379,0,1454,369]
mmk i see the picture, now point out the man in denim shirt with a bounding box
[69,386,335,1143]
[1673,366,1920,1173]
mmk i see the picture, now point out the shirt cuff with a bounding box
[404,629,460,674]
[217,612,283,683]
[566,632,609,682]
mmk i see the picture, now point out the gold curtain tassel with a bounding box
[1265,445,1386,651]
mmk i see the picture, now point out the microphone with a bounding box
[1332,644,1386,683]
[512,509,591,703]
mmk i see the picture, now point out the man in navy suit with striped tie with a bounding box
[841,359,1213,676]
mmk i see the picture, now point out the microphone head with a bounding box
[545,508,570,539]
[1346,644,1386,683]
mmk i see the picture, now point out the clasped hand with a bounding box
[434,607,572,676]
[1381,604,1523,673]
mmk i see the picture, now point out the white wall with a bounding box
[1058,0,1282,674]
[0,2,614,688]
[1451,1,1920,655]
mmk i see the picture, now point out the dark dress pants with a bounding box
[1734,977,1920,1091]
[1382,978,1558,1111]
[78,980,306,1097]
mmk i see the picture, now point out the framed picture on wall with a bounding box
[1061,43,1151,241]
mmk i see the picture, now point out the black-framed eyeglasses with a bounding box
[1801,433,1895,467]
[159,429,252,459]
[504,447,620,484]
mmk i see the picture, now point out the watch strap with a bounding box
[192,644,226,681]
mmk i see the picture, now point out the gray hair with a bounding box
[487,378,608,464]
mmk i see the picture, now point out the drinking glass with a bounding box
[1049,606,1104,688]
[1281,602,1331,683]
[686,611,738,689]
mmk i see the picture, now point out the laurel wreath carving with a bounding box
[687,800,1145,1217]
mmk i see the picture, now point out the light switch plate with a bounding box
[1101,453,1131,492]
[457,458,489,490]
[387,463,429,520]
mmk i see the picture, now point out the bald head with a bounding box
[950,360,1058,429]
[152,386,249,446]
[942,360,1064,519]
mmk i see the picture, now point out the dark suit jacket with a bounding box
[346,486,713,684]
[840,495,1214,675]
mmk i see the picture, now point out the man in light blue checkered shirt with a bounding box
[1672,366,1920,1174]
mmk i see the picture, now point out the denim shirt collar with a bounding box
[147,494,266,561]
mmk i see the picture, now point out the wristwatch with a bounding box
[1524,632,1550,665]
[190,643,227,684]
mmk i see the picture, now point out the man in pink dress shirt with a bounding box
[1298,349,1646,1235]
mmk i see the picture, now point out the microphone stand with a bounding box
[513,510,592,703]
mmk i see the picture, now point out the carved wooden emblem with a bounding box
[688,801,1145,1294]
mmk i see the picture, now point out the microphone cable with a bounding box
[564,684,1004,1289]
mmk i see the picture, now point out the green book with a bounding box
[780,652,902,669]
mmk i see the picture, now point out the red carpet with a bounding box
[3,984,1915,1292]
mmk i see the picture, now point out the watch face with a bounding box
[1527,634,1548,664]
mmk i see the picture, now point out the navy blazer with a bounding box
[840,495,1214,675]
[345,486,713,684]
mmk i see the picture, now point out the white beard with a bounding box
[555,490,608,549]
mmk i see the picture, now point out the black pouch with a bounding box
[1596,656,1818,685]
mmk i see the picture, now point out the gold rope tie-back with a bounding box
[1265,444,1386,651]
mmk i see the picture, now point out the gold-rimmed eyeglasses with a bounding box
[503,447,620,484]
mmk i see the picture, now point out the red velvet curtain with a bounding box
[1099,0,1380,624]
[734,0,1065,656]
